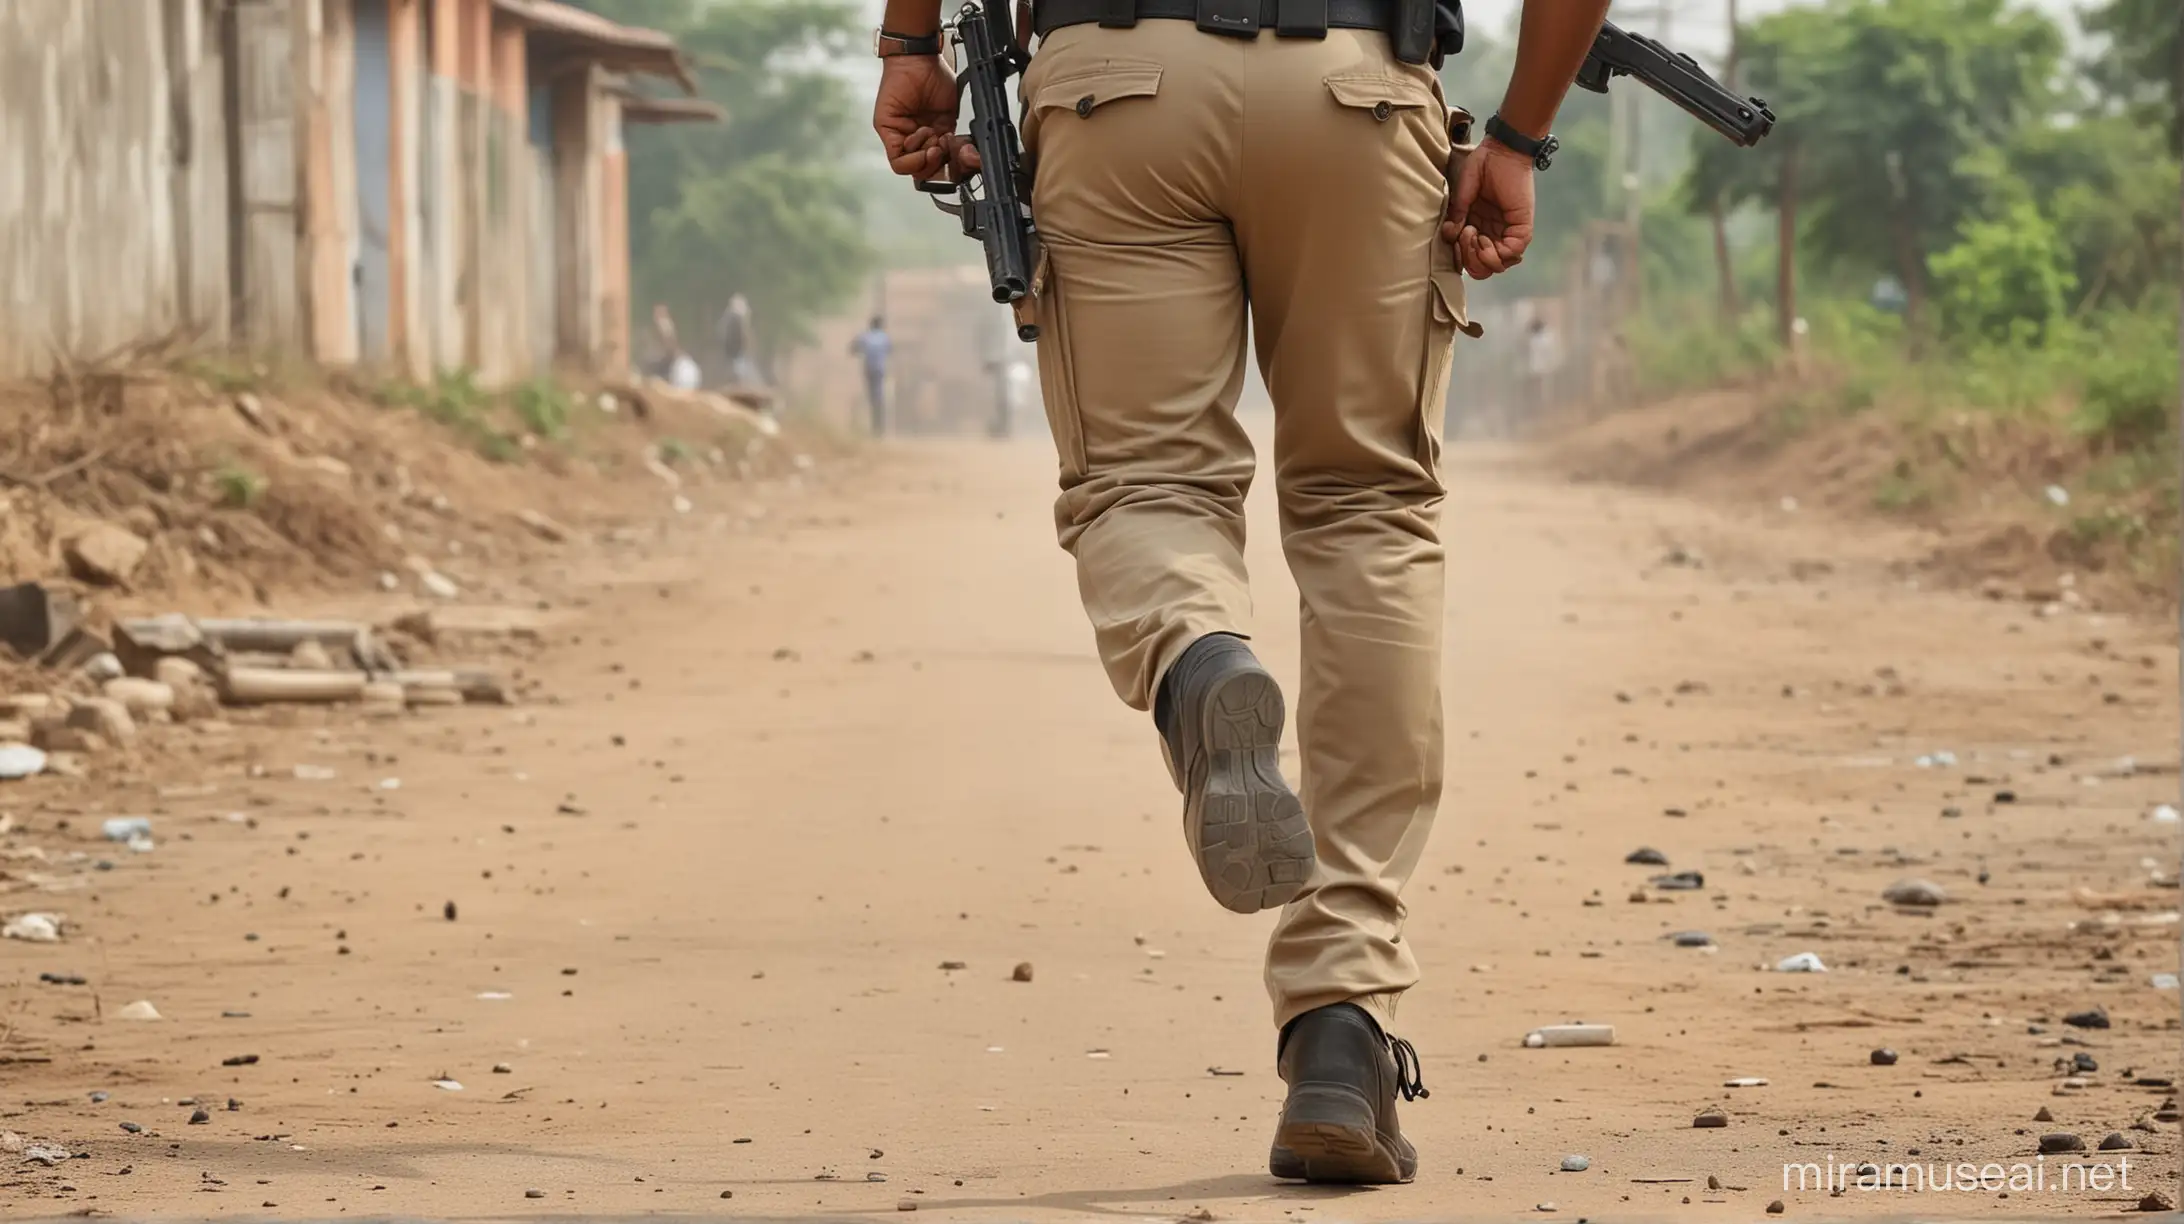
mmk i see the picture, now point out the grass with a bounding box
[214,464,267,508]
[375,370,524,463]
[512,378,573,441]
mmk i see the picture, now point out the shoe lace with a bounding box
[1388,1034,1430,1102]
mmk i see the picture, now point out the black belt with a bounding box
[1034,0,1397,39]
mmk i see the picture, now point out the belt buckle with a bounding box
[1196,0,1260,37]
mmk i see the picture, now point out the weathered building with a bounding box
[0,0,715,385]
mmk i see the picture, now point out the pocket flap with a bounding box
[1431,268,1484,338]
[1324,72,1437,112]
[1032,64,1163,115]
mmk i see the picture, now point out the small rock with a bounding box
[444,901,458,922]
[2063,1007,2110,1030]
[1693,1107,1729,1129]
[82,652,124,682]
[1011,962,1034,982]
[119,1122,142,1134]
[2033,1106,2054,1122]
[420,571,460,601]
[938,960,967,971]
[1766,1200,1785,1214]
[2072,1052,2098,1073]
[518,509,571,543]
[188,1109,210,1125]
[22,1143,69,1166]
[2037,1132,2086,1154]
[2099,1132,2133,1151]
[897,1199,918,1212]
[524,1189,546,1199]
[1870,1048,1898,1066]
[1535,1203,1556,1213]
[1651,871,1705,891]
[65,524,148,586]
[221,1054,259,1067]
[1882,878,1945,907]
[154,657,205,689]
[1624,847,1668,866]
[1670,930,1714,948]
[1707,1175,1723,1190]
[492,1063,512,1074]
[1559,1154,1589,1172]
[1775,952,1827,973]
[67,697,137,745]
[32,723,103,755]
[290,639,334,670]
[2139,1191,2175,1213]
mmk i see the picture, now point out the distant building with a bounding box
[0,0,719,385]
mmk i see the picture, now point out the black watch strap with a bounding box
[875,27,943,56]
[1485,113,1558,171]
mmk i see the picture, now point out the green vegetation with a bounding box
[214,464,267,508]
[584,0,874,366]
[375,370,586,463]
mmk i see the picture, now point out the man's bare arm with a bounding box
[1497,0,1615,140]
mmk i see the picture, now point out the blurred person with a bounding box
[646,303,682,380]
[1525,313,1560,415]
[848,316,893,436]
[873,0,1611,1185]
[718,294,760,386]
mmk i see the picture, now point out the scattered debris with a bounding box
[65,523,149,586]
[1525,1024,1615,1048]
[0,743,47,780]
[1670,931,1715,948]
[1724,1077,1768,1088]
[1651,871,1705,891]
[116,1000,163,1021]
[1881,878,1946,907]
[1775,953,1827,973]
[22,1143,71,1166]
[3,912,63,942]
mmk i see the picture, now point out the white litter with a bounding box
[1524,1024,1615,1048]
[2,913,62,942]
[115,1000,163,1021]
[475,991,514,1001]
[2150,805,2179,824]
[293,764,337,782]
[1775,952,1828,973]
[2152,973,2180,991]
[0,744,47,780]
[1724,1077,1770,1088]
[432,1079,464,1091]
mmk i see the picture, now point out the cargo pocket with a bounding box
[1323,71,1440,123]
[1416,249,1478,472]
[1026,243,1089,478]
[1025,62,1163,152]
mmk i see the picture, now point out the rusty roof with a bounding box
[494,0,696,92]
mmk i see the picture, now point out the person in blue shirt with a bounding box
[848,317,892,436]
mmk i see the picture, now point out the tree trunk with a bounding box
[1892,213,1927,333]
[1776,145,1799,350]
[1711,199,1738,320]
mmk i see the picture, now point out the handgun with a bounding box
[1575,19,1775,147]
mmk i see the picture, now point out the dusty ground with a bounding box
[1,430,2178,1221]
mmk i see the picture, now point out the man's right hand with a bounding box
[874,55,974,180]
[1443,139,1536,280]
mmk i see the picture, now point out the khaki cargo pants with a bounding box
[1019,20,1468,1029]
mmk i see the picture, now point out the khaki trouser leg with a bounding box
[1024,24,1458,1029]
[1023,24,1257,710]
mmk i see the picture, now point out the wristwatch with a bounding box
[874,27,943,56]
[1485,112,1558,171]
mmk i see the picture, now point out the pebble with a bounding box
[1766,1200,1785,1214]
[2033,1106,2054,1122]
[222,1054,259,1067]
[1881,878,1945,907]
[188,1109,211,1125]
[2073,1052,2098,1073]
[897,1199,918,1212]
[39,973,86,986]
[493,1063,513,1074]
[1670,931,1714,948]
[938,960,967,971]
[1651,871,1704,891]
[22,1143,69,1166]
[2037,1132,2085,1154]
[444,901,458,921]
[2099,1132,2133,1151]
[119,1122,142,1134]
[1011,962,1034,982]
[1870,1048,1898,1066]
[2141,1192,2176,1213]
[2063,1007,2110,1030]
[524,1189,546,1199]
[1559,1155,1589,1172]
[1624,847,1668,866]
[1707,1175,1723,1190]
[1693,1107,1729,1129]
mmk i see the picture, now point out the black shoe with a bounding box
[1268,1003,1427,1184]
[1155,634,1315,914]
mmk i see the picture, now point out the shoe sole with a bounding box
[1270,1085,1413,1184]
[1186,667,1314,915]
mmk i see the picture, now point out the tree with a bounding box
[584,0,875,366]
[2084,0,2182,152]
[1964,116,2180,313]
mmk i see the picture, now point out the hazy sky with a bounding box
[1463,0,2092,62]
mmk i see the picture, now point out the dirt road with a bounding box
[4,435,2178,1220]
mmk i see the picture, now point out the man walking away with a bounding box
[873,0,1610,1186]
[718,294,760,386]
[849,316,892,436]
